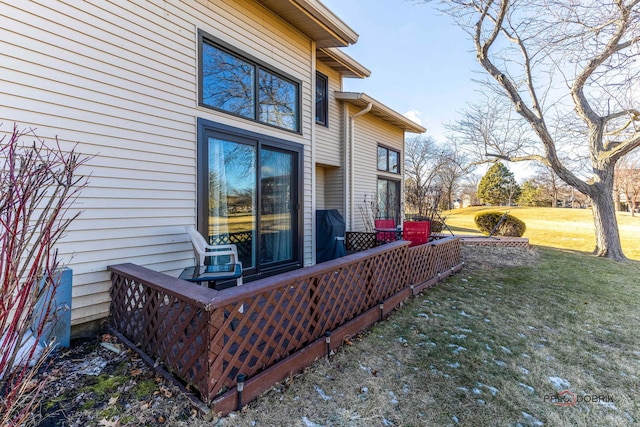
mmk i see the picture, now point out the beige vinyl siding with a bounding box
[350,107,405,232]
[316,166,326,210]
[0,0,314,327]
[315,62,343,166]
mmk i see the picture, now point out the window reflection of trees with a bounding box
[201,42,298,132]
[259,70,297,131]
[202,44,254,119]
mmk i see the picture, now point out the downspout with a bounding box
[347,102,372,229]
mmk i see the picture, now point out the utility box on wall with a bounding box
[34,267,72,348]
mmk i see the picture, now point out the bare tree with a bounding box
[424,0,640,260]
[615,153,640,216]
[435,147,472,210]
[459,173,482,207]
[404,136,448,216]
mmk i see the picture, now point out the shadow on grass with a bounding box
[447,226,481,235]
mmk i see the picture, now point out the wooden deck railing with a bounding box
[108,236,462,415]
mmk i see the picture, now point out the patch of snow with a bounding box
[382,419,393,426]
[522,353,531,358]
[302,417,325,427]
[519,383,535,393]
[494,360,507,367]
[477,399,485,405]
[459,310,473,318]
[545,355,555,361]
[624,411,635,423]
[359,362,372,374]
[448,344,467,355]
[456,387,468,392]
[472,388,482,395]
[433,313,445,318]
[518,333,526,338]
[389,391,399,406]
[521,412,543,426]
[417,313,429,319]
[455,327,473,333]
[461,278,468,282]
[599,401,617,410]
[397,337,407,344]
[452,415,460,424]
[361,387,368,394]
[519,366,530,375]
[446,362,460,369]
[484,318,491,323]
[451,334,467,340]
[548,376,570,390]
[477,382,499,396]
[500,346,513,354]
[315,386,332,401]
[485,344,493,351]
[534,344,545,350]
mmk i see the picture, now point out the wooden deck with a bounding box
[108,236,463,415]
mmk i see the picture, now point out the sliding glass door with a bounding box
[198,120,301,277]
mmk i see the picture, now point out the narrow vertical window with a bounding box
[315,72,328,126]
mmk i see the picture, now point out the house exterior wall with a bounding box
[315,62,343,167]
[0,0,315,327]
[350,107,405,232]
[315,61,345,215]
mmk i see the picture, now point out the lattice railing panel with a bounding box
[409,243,436,286]
[345,232,379,252]
[201,242,411,400]
[109,266,211,396]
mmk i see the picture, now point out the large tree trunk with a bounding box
[590,188,626,260]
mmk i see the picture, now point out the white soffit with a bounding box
[257,0,359,47]
[316,47,371,78]
[335,92,427,133]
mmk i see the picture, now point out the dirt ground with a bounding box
[28,244,538,426]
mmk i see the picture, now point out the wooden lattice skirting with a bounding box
[108,237,462,416]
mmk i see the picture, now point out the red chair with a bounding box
[403,221,430,247]
[374,219,397,243]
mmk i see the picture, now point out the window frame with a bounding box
[315,71,328,127]
[377,177,401,224]
[198,30,302,134]
[197,118,304,279]
[377,145,401,174]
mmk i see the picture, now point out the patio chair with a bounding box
[374,218,397,243]
[185,226,243,286]
[402,221,430,247]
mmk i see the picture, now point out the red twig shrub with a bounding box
[0,124,89,426]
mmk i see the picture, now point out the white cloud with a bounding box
[403,110,423,126]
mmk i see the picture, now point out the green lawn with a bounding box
[444,206,640,260]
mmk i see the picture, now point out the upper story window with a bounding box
[377,145,400,174]
[315,72,328,126]
[199,32,301,133]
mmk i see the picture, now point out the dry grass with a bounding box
[209,246,640,426]
[444,206,640,260]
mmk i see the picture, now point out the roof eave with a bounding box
[317,48,371,78]
[257,0,359,47]
[335,92,426,133]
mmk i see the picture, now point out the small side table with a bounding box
[179,264,242,290]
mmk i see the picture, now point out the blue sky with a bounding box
[321,0,485,143]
